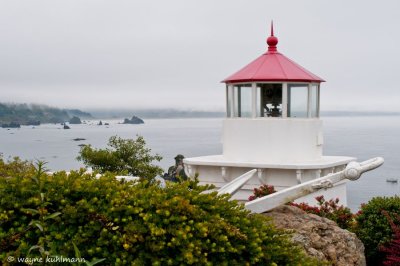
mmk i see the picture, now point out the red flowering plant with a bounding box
[290,195,355,230]
[248,185,276,201]
[379,211,400,266]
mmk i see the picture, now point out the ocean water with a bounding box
[323,116,400,210]
[0,116,399,211]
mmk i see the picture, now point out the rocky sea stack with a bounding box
[69,116,82,124]
[123,116,144,124]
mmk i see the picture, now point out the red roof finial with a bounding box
[267,20,278,53]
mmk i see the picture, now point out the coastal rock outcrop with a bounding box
[264,205,365,266]
[69,116,82,124]
[123,116,144,124]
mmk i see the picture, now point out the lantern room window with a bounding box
[256,84,282,117]
[226,86,231,117]
[288,84,308,118]
[226,82,320,118]
[310,84,320,118]
[233,84,252,117]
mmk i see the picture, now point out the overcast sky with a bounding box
[0,0,399,111]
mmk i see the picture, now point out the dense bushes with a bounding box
[354,196,400,265]
[0,156,35,178]
[0,161,317,265]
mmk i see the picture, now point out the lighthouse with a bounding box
[184,23,355,205]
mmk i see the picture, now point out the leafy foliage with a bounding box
[77,135,163,180]
[248,184,276,201]
[0,156,35,178]
[354,196,400,265]
[290,196,354,230]
[0,162,319,265]
[380,211,400,266]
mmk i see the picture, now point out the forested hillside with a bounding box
[0,103,93,125]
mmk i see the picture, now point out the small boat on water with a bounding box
[386,178,398,183]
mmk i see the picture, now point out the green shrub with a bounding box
[77,135,163,180]
[354,196,400,265]
[0,156,35,179]
[0,163,319,265]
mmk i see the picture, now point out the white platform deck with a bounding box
[184,155,355,170]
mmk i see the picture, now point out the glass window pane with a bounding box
[226,86,231,117]
[233,84,252,117]
[239,85,252,117]
[256,86,261,117]
[233,86,239,117]
[257,83,282,117]
[310,85,319,117]
[288,84,308,118]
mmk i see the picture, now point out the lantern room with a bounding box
[224,23,324,119]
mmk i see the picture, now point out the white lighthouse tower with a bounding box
[184,24,355,205]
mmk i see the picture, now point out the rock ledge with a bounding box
[264,205,365,266]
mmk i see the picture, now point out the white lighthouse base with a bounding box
[184,155,355,206]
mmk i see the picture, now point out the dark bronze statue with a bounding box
[163,154,188,182]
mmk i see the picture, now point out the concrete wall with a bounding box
[222,118,323,162]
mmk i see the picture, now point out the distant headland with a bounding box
[0,103,93,127]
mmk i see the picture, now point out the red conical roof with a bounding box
[223,23,325,84]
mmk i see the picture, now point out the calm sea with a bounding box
[0,116,399,211]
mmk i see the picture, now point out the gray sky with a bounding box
[1,0,399,111]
